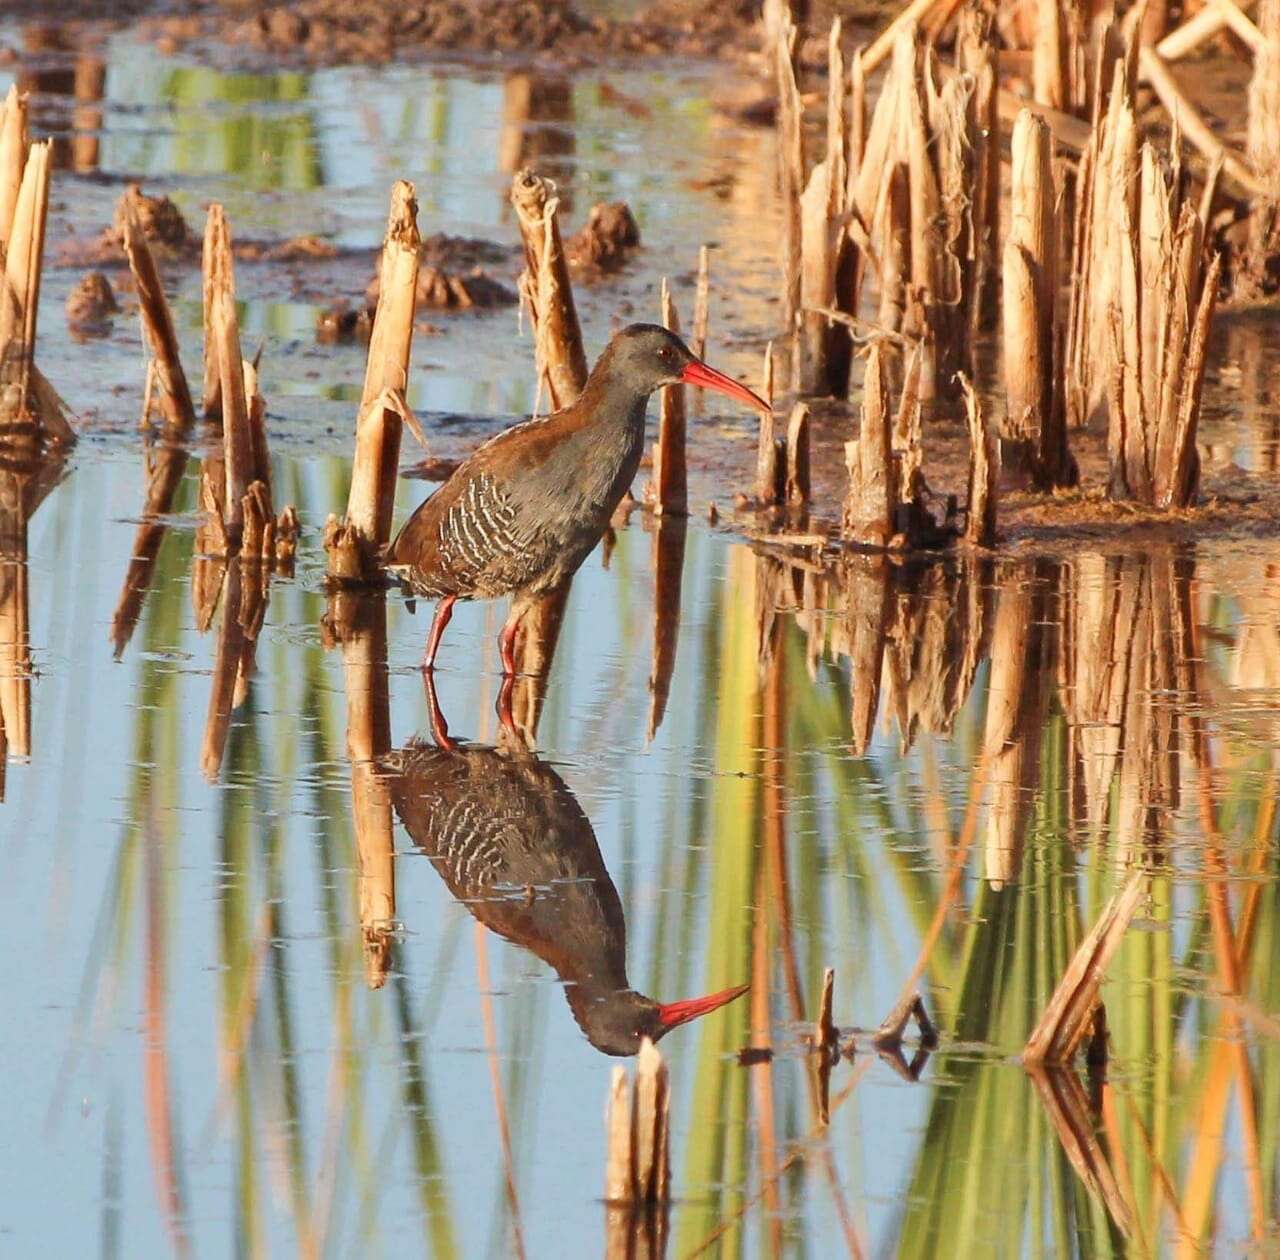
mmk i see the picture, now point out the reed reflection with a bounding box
[385,677,747,1056]
[0,447,65,784]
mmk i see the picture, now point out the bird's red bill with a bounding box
[657,982,750,1029]
[679,360,770,414]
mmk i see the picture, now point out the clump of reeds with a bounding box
[197,201,299,566]
[604,1038,670,1258]
[325,180,422,582]
[0,86,73,446]
[1066,47,1221,507]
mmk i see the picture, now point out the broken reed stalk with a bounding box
[324,181,421,582]
[604,1038,671,1206]
[775,14,803,343]
[651,277,687,516]
[201,204,230,419]
[961,375,998,547]
[843,344,893,545]
[785,402,810,507]
[647,516,687,743]
[1002,109,1074,488]
[691,245,710,361]
[855,25,980,409]
[756,342,784,505]
[511,168,588,410]
[1107,144,1221,507]
[957,8,999,333]
[1024,871,1146,1064]
[0,121,73,446]
[121,188,196,438]
[797,18,852,397]
[1241,0,1280,299]
[815,967,837,1053]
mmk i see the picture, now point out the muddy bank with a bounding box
[138,0,774,70]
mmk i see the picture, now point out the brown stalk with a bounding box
[1032,0,1067,110]
[958,9,999,332]
[511,168,587,409]
[774,14,803,338]
[326,181,421,581]
[755,343,783,505]
[1023,871,1146,1064]
[651,277,687,516]
[784,401,810,506]
[842,342,894,545]
[0,85,28,251]
[691,244,709,361]
[199,561,247,781]
[118,189,195,439]
[200,204,230,419]
[961,375,998,546]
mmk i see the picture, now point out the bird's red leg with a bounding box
[422,594,456,671]
[498,609,522,676]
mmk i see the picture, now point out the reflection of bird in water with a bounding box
[383,680,746,1056]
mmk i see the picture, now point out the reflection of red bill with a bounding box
[679,359,771,414]
[657,982,750,1030]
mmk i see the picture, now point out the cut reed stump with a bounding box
[120,184,195,439]
[1024,871,1145,1065]
[1002,110,1075,489]
[325,181,421,582]
[0,90,73,447]
[961,375,998,547]
[755,341,785,506]
[200,204,298,564]
[650,277,687,516]
[605,1038,671,1203]
[511,168,588,411]
[647,515,687,743]
[509,168,588,672]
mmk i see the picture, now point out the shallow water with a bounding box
[2,18,1280,1260]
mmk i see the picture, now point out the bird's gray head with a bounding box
[595,323,770,413]
[567,981,750,1057]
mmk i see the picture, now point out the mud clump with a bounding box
[565,201,640,277]
[367,264,517,310]
[316,302,374,343]
[420,233,515,271]
[65,271,118,336]
[56,184,197,267]
[236,234,341,263]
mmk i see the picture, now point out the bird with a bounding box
[382,677,748,1056]
[385,323,769,673]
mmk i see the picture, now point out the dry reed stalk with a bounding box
[842,342,894,545]
[1106,142,1221,506]
[647,515,686,743]
[756,343,784,505]
[1024,871,1146,1064]
[1239,0,1280,299]
[200,204,230,419]
[1003,110,1074,487]
[775,14,803,341]
[212,286,253,539]
[0,86,28,252]
[784,402,810,506]
[797,19,851,397]
[120,189,196,438]
[511,168,587,410]
[691,244,710,361]
[961,375,998,546]
[0,528,30,760]
[604,1039,671,1208]
[958,9,999,332]
[326,181,421,581]
[815,967,837,1053]
[863,0,952,73]
[1033,0,1067,110]
[651,278,687,516]
[0,138,74,444]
